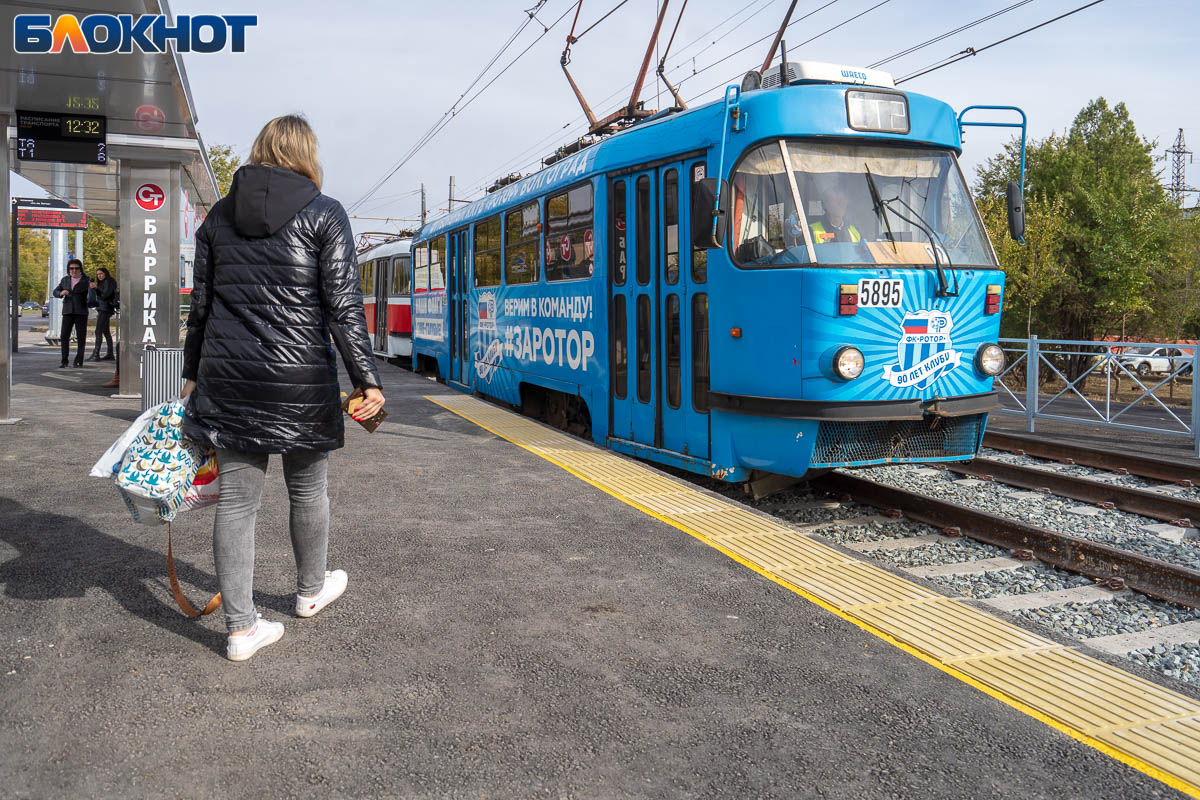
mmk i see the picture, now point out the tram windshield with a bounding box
[730,140,996,269]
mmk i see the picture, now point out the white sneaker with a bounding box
[296,569,348,618]
[226,614,284,662]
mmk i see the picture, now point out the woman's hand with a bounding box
[181,379,196,399]
[353,387,385,420]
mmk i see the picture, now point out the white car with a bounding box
[1118,346,1192,377]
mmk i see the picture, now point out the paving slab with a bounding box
[1085,621,1200,656]
[904,556,1027,578]
[1066,504,1103,517]
[1142,523,1200,543]
[980,586,1131,613]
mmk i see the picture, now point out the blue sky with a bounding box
[19,0,1200,231]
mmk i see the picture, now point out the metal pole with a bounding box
[420,183,427,226]
[46,229,66,345]
[760,0,799,74]
[9,204,16,354]
[1026,335,1038,433]
[0,112,13,423]
[448,176,455,211]
[1191,345,1199,458]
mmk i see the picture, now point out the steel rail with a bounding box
[813,472,1200,609]
[983,431,1200,485]
[946,457,1200,527]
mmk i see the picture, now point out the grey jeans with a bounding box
[213,448,330,632]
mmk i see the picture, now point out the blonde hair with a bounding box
[249,114,322,189]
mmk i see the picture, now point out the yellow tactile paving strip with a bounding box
[427,394,1200,797]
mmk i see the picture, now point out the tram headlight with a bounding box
[976,343,1005,376]
[833,346,865,380]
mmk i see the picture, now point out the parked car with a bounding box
[19,301,40,316]
[1117,346,1193,377]
[40,303,48,317]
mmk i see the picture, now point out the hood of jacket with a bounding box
[229,164,320,238]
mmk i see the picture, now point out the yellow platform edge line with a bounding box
[426,394,1200,798]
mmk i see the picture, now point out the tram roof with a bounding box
[0,0,219,225]
[416,83,961,242]
[358,237,412,262]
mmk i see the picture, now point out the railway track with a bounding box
[810,471,1200,609]
[944,457,1200,526]
[983,431,1200,485]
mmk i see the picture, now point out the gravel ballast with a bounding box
[1012,597,1200,639]
[930,566,1093,598]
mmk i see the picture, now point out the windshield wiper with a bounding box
[874,189,958,298]
[863,165,897,253]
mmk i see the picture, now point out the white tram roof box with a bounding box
[760,60,895,90]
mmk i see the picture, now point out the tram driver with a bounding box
[808,176,863,244]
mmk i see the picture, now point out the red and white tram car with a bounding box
[358,238,413,360]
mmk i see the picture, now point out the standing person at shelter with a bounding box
[53,258,90,368]
[88,267,117,361]
[180,114,385,662]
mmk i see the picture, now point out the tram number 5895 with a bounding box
[857,278,903,308]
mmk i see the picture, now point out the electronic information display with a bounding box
[16,111,107,165]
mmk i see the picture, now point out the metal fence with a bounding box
[995,336,1200,456]
[141,346,185,411]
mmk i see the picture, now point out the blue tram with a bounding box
[410,61,1016,483]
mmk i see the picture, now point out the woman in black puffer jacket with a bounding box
[181,114,384,661]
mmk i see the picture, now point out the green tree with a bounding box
[208,143,241,197]
[16,229,49,302]
[979,192,1068,339]
[82,217,117,280]
[976,98,1173,346]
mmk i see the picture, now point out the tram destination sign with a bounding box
[16,110,107,165]
[13,198,87,230]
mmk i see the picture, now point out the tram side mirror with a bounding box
[691,178,730,249]
[1006,180,1025,242]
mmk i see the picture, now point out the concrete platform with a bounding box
[0,338,1190,798]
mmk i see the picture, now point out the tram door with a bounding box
[609,170,657,446]
[447,229,469,385]
[373,258,389,353]
[608,164,710,459]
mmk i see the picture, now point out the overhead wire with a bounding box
[349,0,562,213]
[398,0,1089,219]
[463,0,790,196]
[896,0,1108,84]
[868,0,1035,68]
[682,0,886,102]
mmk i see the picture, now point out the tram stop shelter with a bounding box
[0,0,219,421]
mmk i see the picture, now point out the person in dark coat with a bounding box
[87,267,117,361]
[53,258,90,367]
[180,114,385,662]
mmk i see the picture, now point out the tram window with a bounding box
[691,162,707,283]
[430,236,447,291]
[359,261,373,296]
[611,179,627,286]
[636,175,650,286]
[663,169,679,285]
[413,243,430,293]
[666,294,681,409]
[546,183,594,282]
[613,296,627,400]
[505,202,540,285]
[692,293,709,413]
[474,215,502,287]
[391,255,411,295]
[636,294,651,403]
